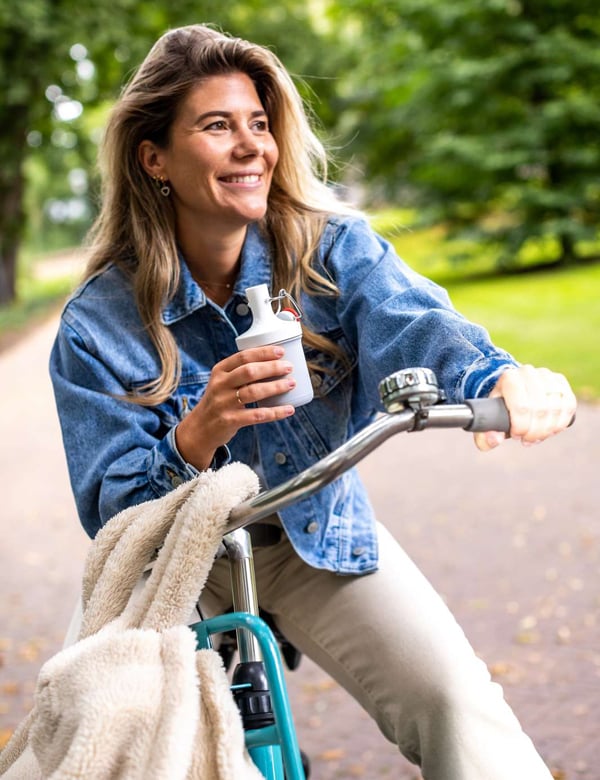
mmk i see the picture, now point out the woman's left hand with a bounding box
[474,365,577,451]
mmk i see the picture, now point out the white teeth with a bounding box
[223,175,260,183]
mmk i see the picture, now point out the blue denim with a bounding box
[50,217,517,572]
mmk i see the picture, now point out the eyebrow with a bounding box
[195,109,268,124]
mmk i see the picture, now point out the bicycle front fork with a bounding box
[193,528,306,780]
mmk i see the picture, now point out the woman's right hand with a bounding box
[174,345,297,471]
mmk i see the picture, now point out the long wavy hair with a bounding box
[85,24,350,404]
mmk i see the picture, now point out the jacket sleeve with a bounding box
[322,218,519,410]
[49,319,227,538]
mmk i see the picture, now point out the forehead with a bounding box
[178,72,265,119]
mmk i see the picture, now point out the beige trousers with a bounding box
[201,522,552,780]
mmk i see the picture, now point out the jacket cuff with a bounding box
[148,427,232,493]
[460,356,519,400]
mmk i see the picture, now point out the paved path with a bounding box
[1,314,598,779]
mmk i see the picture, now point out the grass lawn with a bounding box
[376,212,600,401]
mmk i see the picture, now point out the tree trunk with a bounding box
[0,140,26,306]
[558,232,576,265]
[0,242,18,306]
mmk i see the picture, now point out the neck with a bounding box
[177,222,247,303]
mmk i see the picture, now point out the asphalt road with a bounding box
[1,313,598,779]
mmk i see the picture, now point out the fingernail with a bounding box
[273,347,285,357]
[288,378,296,388]
[486,431,505,448]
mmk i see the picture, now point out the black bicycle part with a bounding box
[463,397,511,433]
[232,660,275,730]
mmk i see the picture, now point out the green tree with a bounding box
[0,0,141,303]
[1,0,344,305]
[331,0,600,266]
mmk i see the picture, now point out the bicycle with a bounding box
[191,366,516,780]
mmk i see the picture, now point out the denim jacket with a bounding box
[50,216,517,573]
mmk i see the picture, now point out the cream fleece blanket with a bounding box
[0,463,264,780]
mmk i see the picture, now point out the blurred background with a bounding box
[1,1,598,778]
[1,0,599,394]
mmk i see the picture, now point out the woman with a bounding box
[50,24,575,779]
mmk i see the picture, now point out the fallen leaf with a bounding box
[514,630,541,645]
[17,639,43,662]
[319,748,345,761]
[556,626,571,644]
[489,662,511,678]
[1,681,20,696]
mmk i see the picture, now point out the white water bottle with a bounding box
[235,284,314,408]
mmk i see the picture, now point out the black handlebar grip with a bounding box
[464,398,511,433]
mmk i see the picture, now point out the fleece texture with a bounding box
[0,463,264,780]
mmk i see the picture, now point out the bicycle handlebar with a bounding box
[224,395,510,535]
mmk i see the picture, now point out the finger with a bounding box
[521,367,578,443]
[244,403,296,425]
[239,374,297,406]
[232,358,294,388]
[547,373,577,433]
[494,364,537,441]
[473,429,506,452]
[225,345,286,371]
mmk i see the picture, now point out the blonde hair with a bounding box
[85,24,350,404]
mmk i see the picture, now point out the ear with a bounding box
[138,140,167,179]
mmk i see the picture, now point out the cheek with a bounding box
[267,137,280,169]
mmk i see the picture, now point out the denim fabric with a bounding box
[50,217,517,572]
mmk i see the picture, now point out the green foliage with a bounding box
[7,0,600,306]
[1,0,344,304]
[372,210,600,399]
[329,0,600,266]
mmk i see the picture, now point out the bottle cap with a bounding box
[235,284,301,349]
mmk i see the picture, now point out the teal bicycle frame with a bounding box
[191,527,306,780]
[192,609,305,779]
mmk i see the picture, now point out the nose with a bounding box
[233,127,265,158]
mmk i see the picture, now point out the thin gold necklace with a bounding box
[195,278,234,290]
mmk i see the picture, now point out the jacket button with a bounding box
[236,302,249,316]
[305,521,319,534]
[274,452,287,465]
[352,546,365,556]
[171,475,183,488]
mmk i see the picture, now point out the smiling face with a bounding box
[139,72,279,237]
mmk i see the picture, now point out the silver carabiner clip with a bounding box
[270,288,303,320]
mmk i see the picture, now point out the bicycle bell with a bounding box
[378,367,442,413]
